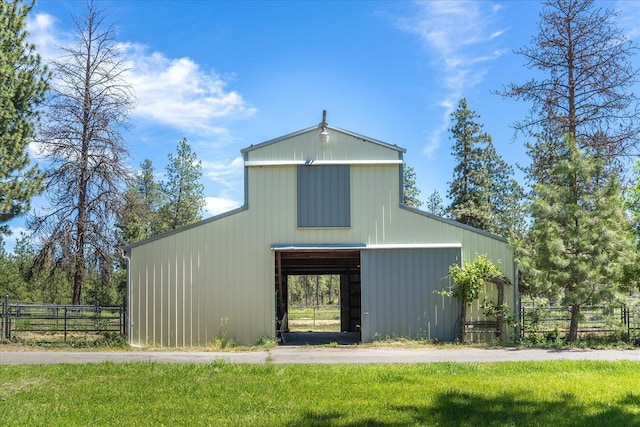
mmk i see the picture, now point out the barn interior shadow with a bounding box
[285,390,640,426]
[279,331,360,346]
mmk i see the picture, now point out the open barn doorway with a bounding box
[275,249,361,345]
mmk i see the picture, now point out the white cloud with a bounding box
[27,13,256,141]
[616,1,640,40]
[204,196,242,217]
[26,13,65,60]
[124,44,257,137]
[3,226,28,253]
[201,156,244,190]
[396,1,506,158]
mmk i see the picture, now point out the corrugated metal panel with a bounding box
[297,165,350,227]
[246,128,402,163]
[129,144,515,347]
[361,248,462,342]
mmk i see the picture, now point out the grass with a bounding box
[1,361,639,426]
[288,305,341,332]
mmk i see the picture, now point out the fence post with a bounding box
[121,305,125,336]
[624,305,630,341]
[1,295,5,342]
[95,301,100,331]
[3,295,8,341]
[64,306,67,343]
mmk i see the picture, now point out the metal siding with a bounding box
[176,234,184,347]
[129,134,514,347]
[361,248,461,342]
[247,129,401,163]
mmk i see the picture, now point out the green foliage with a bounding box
[447,99,525,238]
[402,164,422,208]
[254,336,278,348]
[624,159,640,290]
[425,189,446,217]
[480,299,517,327]
[525,136,636,340]
[445,254,506,304]
[117,159,163,244]
[0,0,48,237]
[156,138,206,232]
[288,275,339,306]
[0,238,70,303]
[3,332,126,349]
[1,361,640,426]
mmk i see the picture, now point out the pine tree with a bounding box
[425,190,446,217]
[117,159,163,244]
[402,165,422,208]
[527,136,635,341]
[156,138,205,232]
[448,99,493,230]
[0,0,48,238]
[29,2,133,304]
[484,144,526,239]
[499,0,640,169]
[624,160,640,290]
[447,99,524,238]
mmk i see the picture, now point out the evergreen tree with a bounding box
[117,159,163,244]
[624,159,640,290]
[484,143,526,239]
[447,99,524,238]
[402,165,422,208]
[448,99,493,230]
[156,138,205,232]
[523,102,566,188]
[526,136,635,341]
[29,2,133,304]
[0,0,49,238]
[425,190,446,217]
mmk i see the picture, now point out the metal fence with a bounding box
[520,303,640,341]
[1,296,125,342]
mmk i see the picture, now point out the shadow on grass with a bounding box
[287,391,640,426]
[401,390,640,427]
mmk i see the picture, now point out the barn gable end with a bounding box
[126,120,515,347]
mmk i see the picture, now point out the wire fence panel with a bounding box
[520,304,640,341]
[1,297,124,342]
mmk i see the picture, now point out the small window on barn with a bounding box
[297,165,351,228]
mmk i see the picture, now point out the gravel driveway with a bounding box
[1,347,639,365]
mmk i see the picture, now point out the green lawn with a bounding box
[1,361,639,426]
[288,305,340,332]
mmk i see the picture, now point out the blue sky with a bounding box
[7,0,640,249]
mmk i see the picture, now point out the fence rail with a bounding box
[520,304,640,340]
[1,296,125,342]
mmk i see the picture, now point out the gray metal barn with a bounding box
[125,118,516,347]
